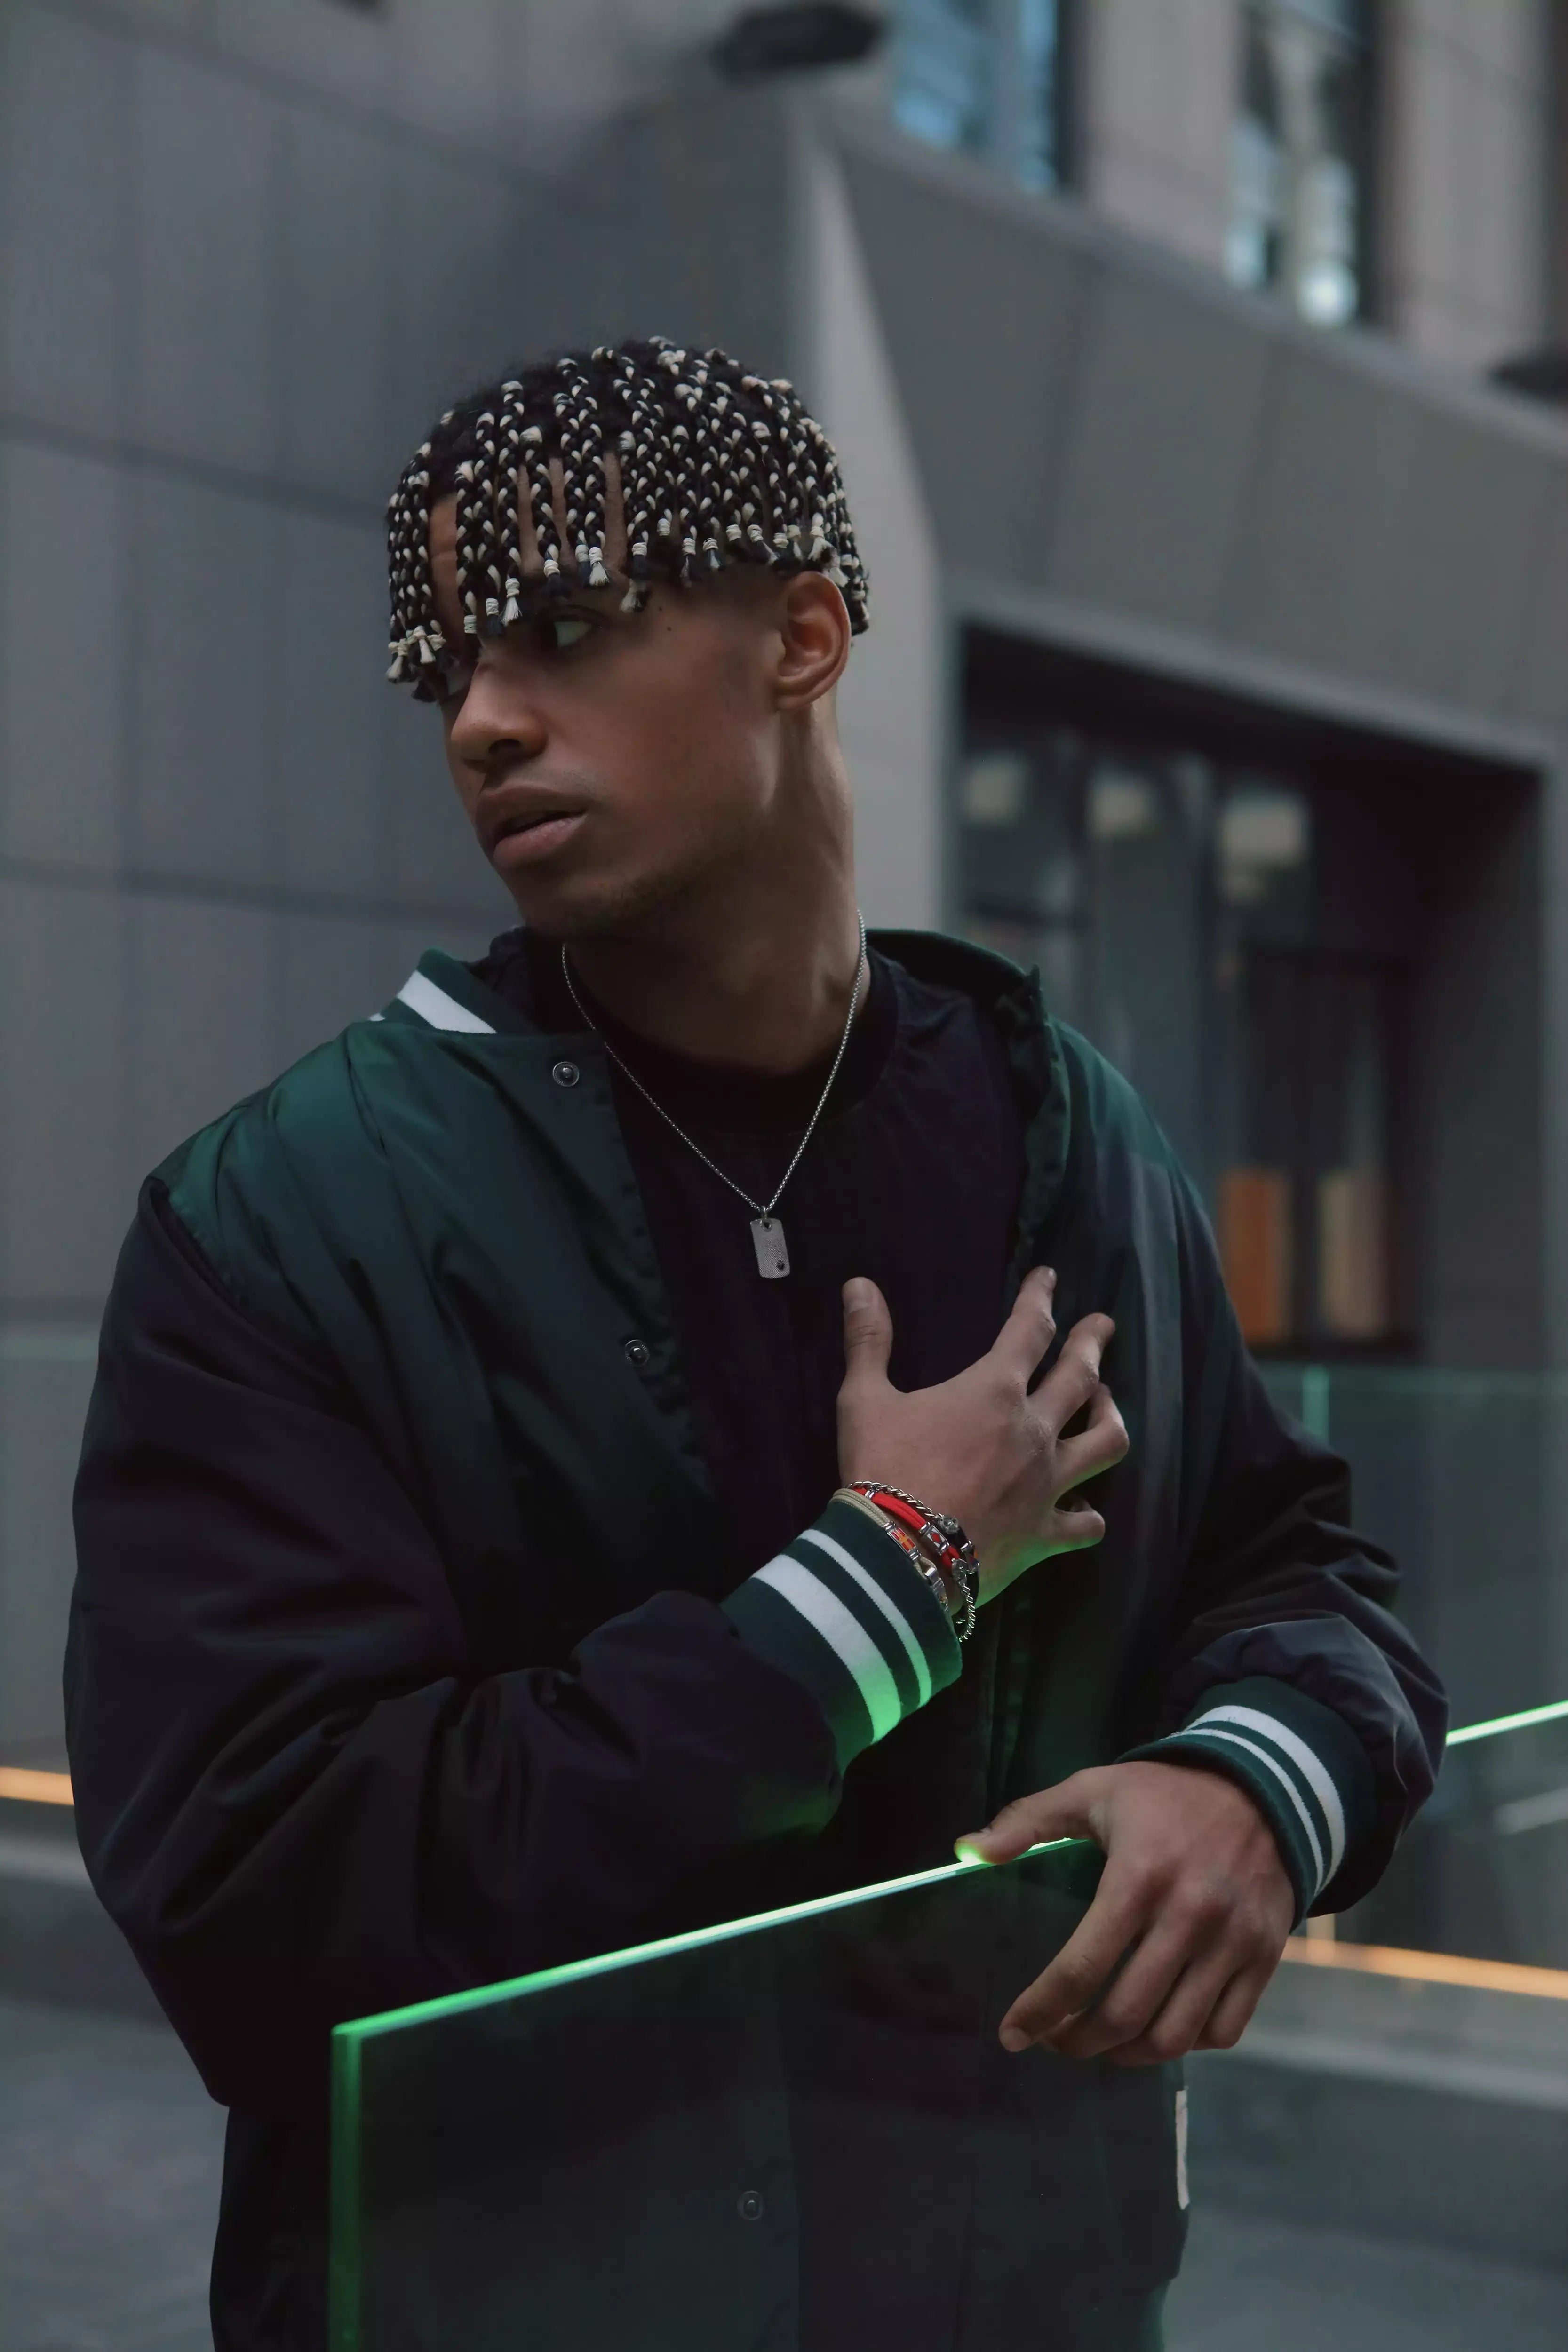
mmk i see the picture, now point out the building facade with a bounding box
[2,0,1566,1769]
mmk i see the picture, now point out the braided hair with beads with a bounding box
[384,338,869,696]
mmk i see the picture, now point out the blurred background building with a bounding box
[8,0,1565,1766]
[5,7,1568,2347]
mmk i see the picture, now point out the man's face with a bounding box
[426,490,817,938]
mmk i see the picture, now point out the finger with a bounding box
[995,1865,1153,2051]
[988,1267,1058,1383]
[1106,1955,1266,2067]
[1192,1962,1272,2053]
[1029,1315,1115,1437]
[1044,1501,1106,1552]
[1053,1386,1130,1488]
[839,1278,893,1387]
[955,1772,1099,1867]
[1046,1919,1200,2060]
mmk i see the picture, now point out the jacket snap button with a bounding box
[623,1338,650,1369]
[737,2190,764,2222]
[550,1060,580,1089]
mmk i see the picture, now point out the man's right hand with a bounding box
[836,1268,1128,1605]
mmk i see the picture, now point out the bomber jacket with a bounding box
[66,929,1445,2348]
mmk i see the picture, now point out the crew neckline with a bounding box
[495,929,901,1138]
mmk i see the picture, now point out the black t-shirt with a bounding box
[480,933,1028,1590]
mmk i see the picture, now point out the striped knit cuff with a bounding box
[1123,1676,1377,1924]
[722,1496,963,1772]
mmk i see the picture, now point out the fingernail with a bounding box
[999,2025,1031,2054]
[843,1278,869,1307]
[954,1837,988,1865]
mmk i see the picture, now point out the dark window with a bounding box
[955,634,1526,1358]
[1227,0,1374,326]
[891,0,1076,194]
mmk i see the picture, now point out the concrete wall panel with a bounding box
[129,475,275,888]
[387,147,538,458]
[0,1335,100,1753]
[805,143,941,930]
[276,107,391,507]
[379,698,508,921]
[1045,266,1271,631]
[127,896,272,1182]
[0,441,127,875]
[133,46,277,471]
[0,881,127,1313]
[271,909,383,1077]
[836,143,1089,584]
[1370,407,1552,712]
[0,4,129,440]
[275,509,389,900]
[836,108,1568,734]
[1515,477,1568,727]
[1082,0,1235,272]
[1212,351,1415,679]
[208,0,389,114]
[1384,0,1553,366]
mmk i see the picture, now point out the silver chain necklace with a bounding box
[560,915,868,1279]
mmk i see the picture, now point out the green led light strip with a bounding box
[332,1835,1090,2047]
[1446,1695,1568,1748]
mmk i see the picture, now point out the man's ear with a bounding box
[774,570,852,712]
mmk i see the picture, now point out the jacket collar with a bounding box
[381,927,1074,1262]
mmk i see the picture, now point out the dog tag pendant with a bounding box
[750,1216,790,1279]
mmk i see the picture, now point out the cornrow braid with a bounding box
[553,351,612,591]
[492,381,531,630]
[384,337,869,697]
[385,430,445,681]
[613,349,663,610]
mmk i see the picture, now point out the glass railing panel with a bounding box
[329,1837,1196,2352]
[312,1356,1568,2342]
[1258,1365,1568,1728]
[332,1792,1568,2351]
[1341,1699,1568,1971]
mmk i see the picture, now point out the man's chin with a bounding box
[499,862,692,944]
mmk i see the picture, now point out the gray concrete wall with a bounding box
[1381,0,1557,370]
[0,0,554,1757]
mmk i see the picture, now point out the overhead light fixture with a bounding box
[711,4,886,83]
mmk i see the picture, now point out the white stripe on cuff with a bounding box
[1166,1726,1327,1895]
[1188,1703,1347,1881]
[396,970,497,1034]
[753,1556,902,1742]
[796,1527,933,1708]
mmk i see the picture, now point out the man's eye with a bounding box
[547,615,594,652]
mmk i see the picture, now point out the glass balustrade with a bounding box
[329,1697,1568,2350]
[6,1339,1566,2345]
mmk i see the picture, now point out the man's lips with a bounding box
[484,806,589,868]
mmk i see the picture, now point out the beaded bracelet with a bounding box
[836,1484,978,1644]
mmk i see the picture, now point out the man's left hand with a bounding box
[958,1761,1297,2066]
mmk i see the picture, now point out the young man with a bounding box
[67,339,1443,2352]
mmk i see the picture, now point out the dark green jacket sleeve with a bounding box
[65,1184,951,2114]
[1124,1167,1447,1922]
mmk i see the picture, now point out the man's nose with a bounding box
[450,666,549,769]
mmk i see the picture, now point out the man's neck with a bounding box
[562,872,864,1080]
